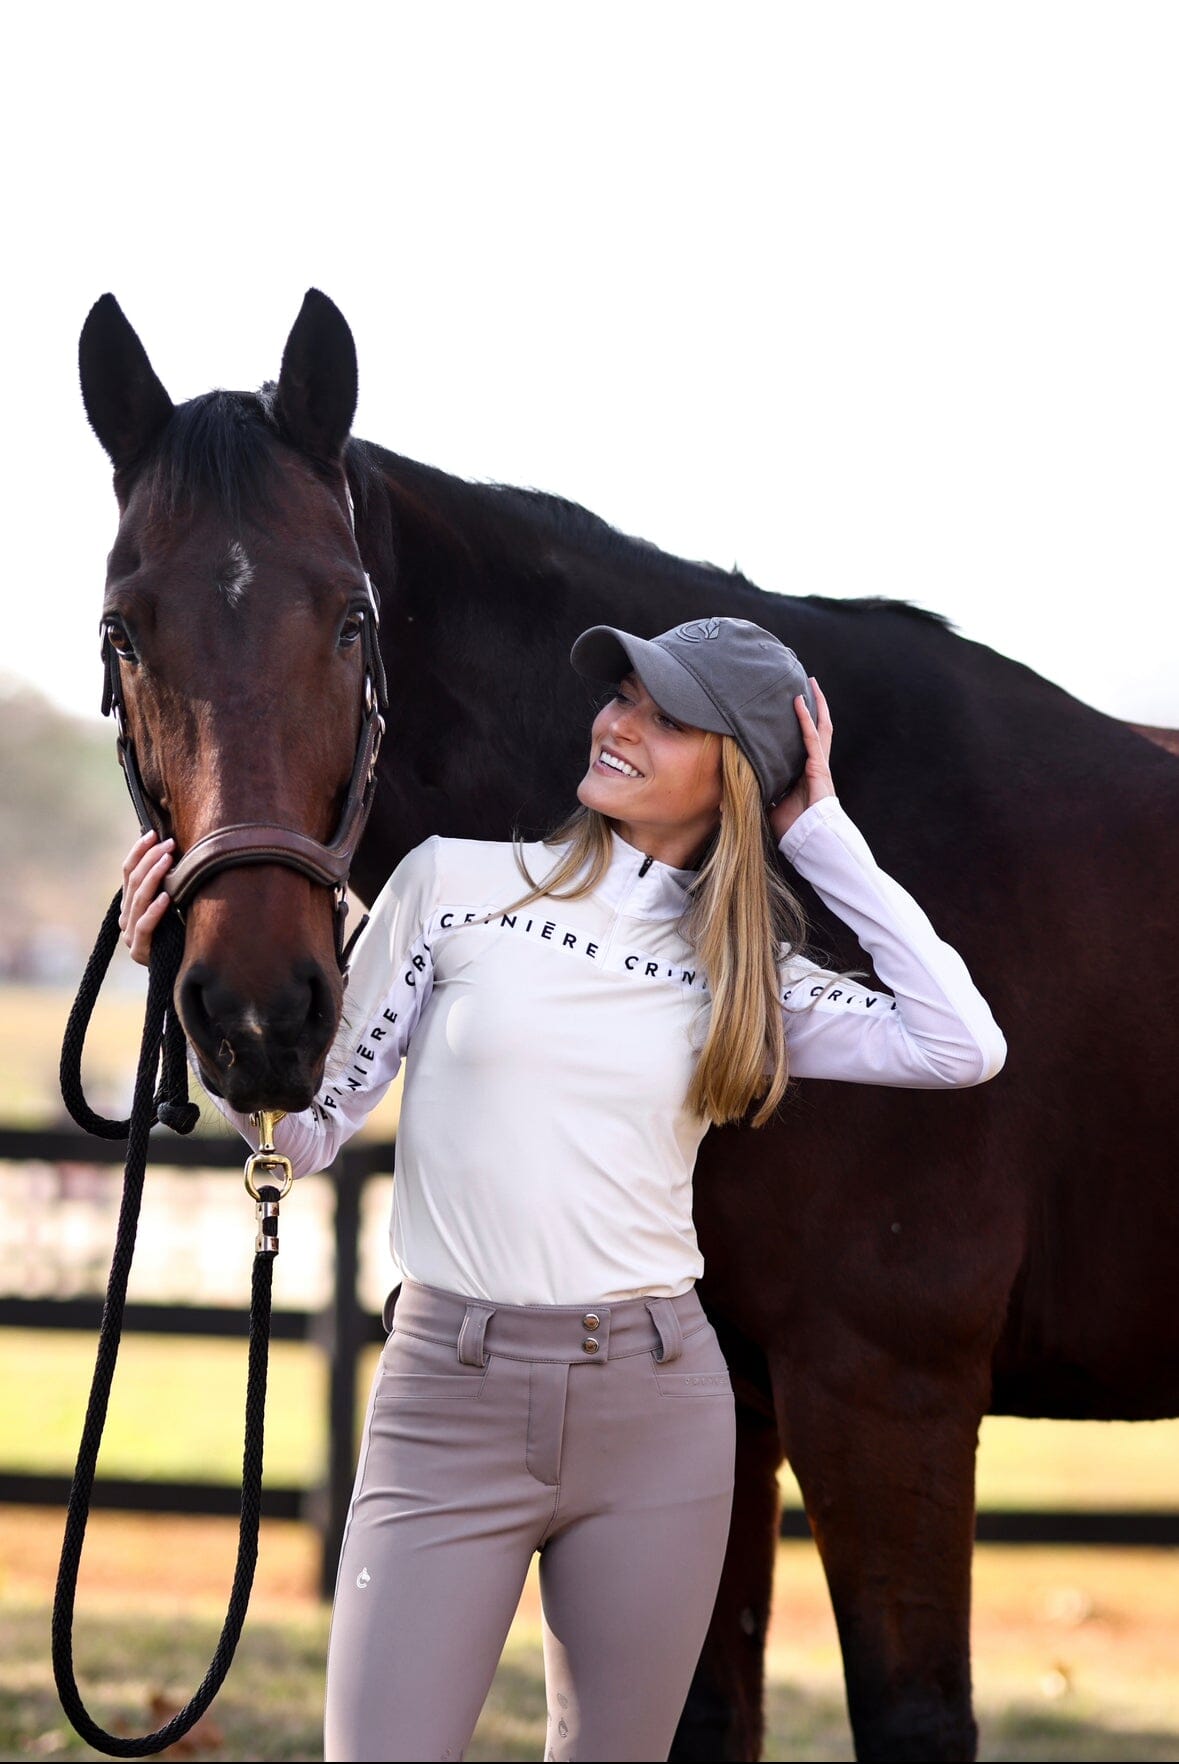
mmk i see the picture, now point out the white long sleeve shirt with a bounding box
[209,797,1005,1305]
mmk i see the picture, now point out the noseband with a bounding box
[100,496,388,970]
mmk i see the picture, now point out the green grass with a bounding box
[6,981,1179,1758]
[0,985,149,1127]
[3,1531,1178,1762]
[1,1597,332,1762]
[1,1332,329,1485]
[6,1329,1179,1512]
[974,1411,1179,1511]
[0,1595,549,1762]
[0,982,397,1135]
[4,1334,1178,1760]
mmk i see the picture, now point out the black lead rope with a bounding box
[59,894,200,1140]
[53,895,283,1756]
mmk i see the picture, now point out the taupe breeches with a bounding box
[324,1277,736,1763]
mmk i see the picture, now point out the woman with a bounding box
[121,616,1006,1764]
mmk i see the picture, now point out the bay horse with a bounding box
[77,288,1179,1763]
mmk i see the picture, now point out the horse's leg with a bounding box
[669,1391,781,1763]
[778,1355,985,1763]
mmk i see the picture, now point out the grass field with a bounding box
[0,982,395,1135]
[4,985,1179,1758]
[3,1510,1178,1762]
[3,1338,1179,1762]
[6,1329,1179,1512]
[0,985,150,1127]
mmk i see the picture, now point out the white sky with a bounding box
[4,1,1177,729]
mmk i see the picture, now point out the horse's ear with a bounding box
[272,288,358,464]
[79,294,174,469]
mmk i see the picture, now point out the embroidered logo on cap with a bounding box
[675,618,722,643]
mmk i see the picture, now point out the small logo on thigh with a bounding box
[356,1566,371,1589]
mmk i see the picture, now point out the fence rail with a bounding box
[0,1123,385,1597]
[3,1125,1177,1600]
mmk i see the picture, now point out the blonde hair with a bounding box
[508,734,808,1128]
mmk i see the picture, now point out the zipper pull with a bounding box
[638,856,654,877]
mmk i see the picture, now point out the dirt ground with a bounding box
[5,1507,1179,1761]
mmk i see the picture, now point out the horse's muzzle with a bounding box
[178,957,337,1114]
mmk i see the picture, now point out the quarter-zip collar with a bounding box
[593,828,698,920]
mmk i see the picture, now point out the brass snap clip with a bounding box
[245,1110,293,1255]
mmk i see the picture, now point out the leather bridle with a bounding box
[100,496,388,969]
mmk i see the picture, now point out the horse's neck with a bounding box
[364,442,752,630]
[348,444,731,887]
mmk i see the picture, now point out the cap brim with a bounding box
[569,626,733,736]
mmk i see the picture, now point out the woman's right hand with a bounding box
[120,830,175,965]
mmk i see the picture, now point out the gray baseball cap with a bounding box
[570,615,817,806]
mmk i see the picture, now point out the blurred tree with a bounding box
[0,677,132,979]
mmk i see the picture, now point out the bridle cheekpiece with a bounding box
[100,486,388,970]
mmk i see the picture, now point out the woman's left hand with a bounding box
[768,678,836,840]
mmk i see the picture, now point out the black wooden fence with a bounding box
[0,1124,388,1598]
[3,1126,1177,1601]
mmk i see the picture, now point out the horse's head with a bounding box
[79,290,383,1114]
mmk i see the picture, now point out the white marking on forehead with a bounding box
[239,1005,265,1037]
[219,541,255,608]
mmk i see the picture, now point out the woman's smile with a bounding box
[594,745,645,780]
[577,673,723,867]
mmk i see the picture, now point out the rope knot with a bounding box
[156,1098,201,1135]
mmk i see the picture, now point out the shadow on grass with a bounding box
[4,1602,1178,1763]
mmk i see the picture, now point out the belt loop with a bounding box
[645,1297,683,1365]
[381,1284,402,1333]
[457,1302,495,1368]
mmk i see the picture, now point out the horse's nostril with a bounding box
[303,962,335,1036]
[178,965,218,1054]
[176,960,338,1111]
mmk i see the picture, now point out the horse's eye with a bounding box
[338,611,365,649]
[104,620,137,662]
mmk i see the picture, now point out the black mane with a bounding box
[141,387,285,524]
[140,396,957,645]
[348,437,955,637]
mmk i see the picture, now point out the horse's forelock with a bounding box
[137,388,284,526]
